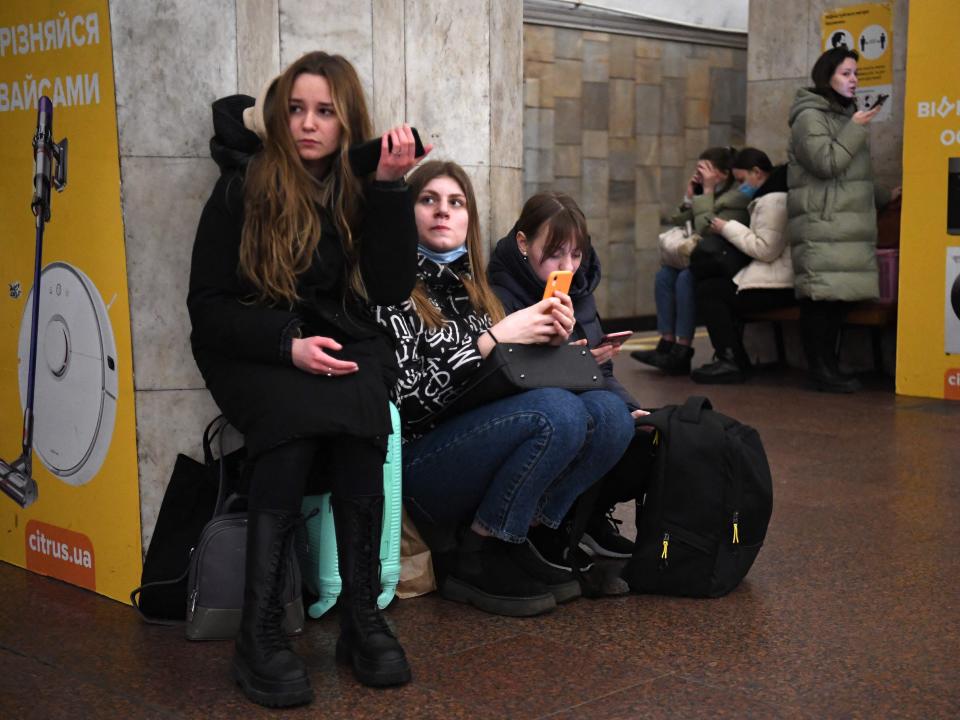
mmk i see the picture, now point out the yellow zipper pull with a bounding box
[732,512,740,544]
[652,430,660,446]
[660,532,670,564]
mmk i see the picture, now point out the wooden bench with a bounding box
[740,301,897,370]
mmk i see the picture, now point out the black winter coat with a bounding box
[187,99,418,457]
[487,231,641,411]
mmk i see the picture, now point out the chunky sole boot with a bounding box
[441,575,557,616]
[232,653,313,708]
[441,531,557,616]
[233,510,313,708]
[691,350,747,385]
[332,495,412,687]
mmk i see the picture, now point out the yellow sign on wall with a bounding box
[822,2,893,120]
[898,0,960,399]
[0,1,142,600]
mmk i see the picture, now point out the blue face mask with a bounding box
[418,244,468,264]
[738,182,758,199]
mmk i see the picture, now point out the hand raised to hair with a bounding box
[374,123,433,182]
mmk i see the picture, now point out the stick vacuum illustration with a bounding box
[0,96,68,508]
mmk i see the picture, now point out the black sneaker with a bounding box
[580,509,635,559]
[440,531,556,617]
[509,540,581,604]
[526,524,594,574]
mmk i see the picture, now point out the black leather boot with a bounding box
[802,321,860,393]
[691,347,747,384]
[631,338,674,366]
[332,495,411,687]
[658,343,695,375]
[232,510,313,708]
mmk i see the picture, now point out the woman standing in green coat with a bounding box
[787,47,900,392]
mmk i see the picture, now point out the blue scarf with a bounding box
[418,244,468,264]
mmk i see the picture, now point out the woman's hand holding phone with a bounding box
[487,298,569,349]
[547,291,575,346]
[374,124,433,181]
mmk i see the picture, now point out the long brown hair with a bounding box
[239,52,372,306]
[406,161,504,329]
[515,192,591,263]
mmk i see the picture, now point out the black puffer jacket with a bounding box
[187,96,418,457]
[487,229,640,411]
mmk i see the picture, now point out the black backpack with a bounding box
[622,396,773,597]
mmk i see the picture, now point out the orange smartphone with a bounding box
[542,270,573,300]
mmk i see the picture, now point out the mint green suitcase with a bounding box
[301,403,402,618]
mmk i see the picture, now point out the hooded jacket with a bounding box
[487,230,640,411]
[717,165,794,291]
[187,95,417,456]
[786,87,888,301]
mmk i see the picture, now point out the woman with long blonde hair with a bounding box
[188,51,429,707]
[376,161,634,618]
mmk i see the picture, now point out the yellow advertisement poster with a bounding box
[0,1,142,600]
[898,0,960,399]
[821,2,893,120]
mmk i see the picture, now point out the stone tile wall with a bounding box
[523,25,746,318]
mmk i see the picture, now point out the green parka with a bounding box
[786,88,889,301]
[670,185,750,234]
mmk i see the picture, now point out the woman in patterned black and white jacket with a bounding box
[375,161,634,619]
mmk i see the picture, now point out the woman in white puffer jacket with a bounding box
[691,148,796,384]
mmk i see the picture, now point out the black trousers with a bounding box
[695,277,796,363]
[799,298,853,366]
[248,435,384,514]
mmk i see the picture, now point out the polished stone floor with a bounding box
[2,337,959,719]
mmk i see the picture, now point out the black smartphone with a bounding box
[348,127,426,176]
[692,182,703,195]
[873,93,889,108]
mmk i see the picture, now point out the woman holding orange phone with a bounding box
[375,162,634,618]
[488,191,654,565]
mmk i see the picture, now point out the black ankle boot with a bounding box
[807,358,861,393]
[332,495,411,687]
[658,343,694,375]
[441,530,556,617]
[691,348,747,384]
[631,338,674,366]
[232,510,313,708]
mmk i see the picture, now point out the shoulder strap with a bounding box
[129,566,190,626]
[678,396,712,423]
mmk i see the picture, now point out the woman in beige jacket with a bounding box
[691,148,795,384]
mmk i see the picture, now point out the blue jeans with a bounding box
[402,388,634,543]
[655,266,696,340]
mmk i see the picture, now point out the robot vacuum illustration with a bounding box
[17,262,118,486]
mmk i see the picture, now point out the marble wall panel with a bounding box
[554,60,584,98]
[489,166,522,248]
[659,135,685,167]
[746,78,803,164]
[524,108,555,150]
[660,41,689,79]
[609,79,635,138]
[406,0,491,166]
[708,122,733,147]
[581,158,609,217]
[633,248,660,315]
[524,24,555,63]
[111,0,236,157]
[237,0,280,96]
[636,167,660,204]
[279,0,373,93]
[635,84,662,135]
[583,40,610,82]
[555,28,583,59]
[582,130,609,158]
[136,389,222,551]
[525,78,541,107]
[710,67,747,123]
[582,82,610,130]
[606,276,636,317]
[686,59,711,100]
[636,135,660,166]
[524,148,554,184]
[660,78,686,134]
[555,98,583,143]
[660,166,685,220]
[634,205,661,251]
[372,0,406,134]
[609,137,635,181]
[685,98,710,129]
[609,35,635,78]
[121,157,218,391]
[635,58,662,85]
[555,145,582,178]
[685,128,710,161]
[526,60,557,108]
[635,38,662,59]
[748,0,809,82]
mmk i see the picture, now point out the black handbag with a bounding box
[411,342,603,432]
[689,232,752,280]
